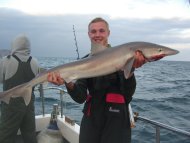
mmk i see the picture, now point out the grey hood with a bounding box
[11,34,31,56]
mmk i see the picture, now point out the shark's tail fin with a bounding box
[0,83,33,106]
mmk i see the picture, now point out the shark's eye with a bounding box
[158,48,163,52]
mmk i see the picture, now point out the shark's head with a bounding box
[136,42,179,62]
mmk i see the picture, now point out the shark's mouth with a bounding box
[148,54,165,62]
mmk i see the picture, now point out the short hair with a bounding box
[88,17,109,31]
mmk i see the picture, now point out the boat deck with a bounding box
[3,85,190,143]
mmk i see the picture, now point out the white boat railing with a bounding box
[35,85,190,143]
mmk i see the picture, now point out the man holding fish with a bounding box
[48,17,146,143]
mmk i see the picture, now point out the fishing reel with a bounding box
[48,104,60,130]
[51,104,59,121]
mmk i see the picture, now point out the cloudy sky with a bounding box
[0,0,190,61]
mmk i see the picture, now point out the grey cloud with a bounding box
[0,8,189,61]
[109,18,190,45]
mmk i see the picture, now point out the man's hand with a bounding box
[133,51,147,68]
[47,72,65,85]
[47,72,75,89]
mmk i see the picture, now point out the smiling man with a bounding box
[47,17,146,143]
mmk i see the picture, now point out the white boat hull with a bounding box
[17,114,80,143]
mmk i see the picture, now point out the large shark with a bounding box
[0,42,179,105]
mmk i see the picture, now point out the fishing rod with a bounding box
[73,25,80,60]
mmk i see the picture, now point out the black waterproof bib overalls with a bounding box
[0,55,37,143]
[79,71,136,143]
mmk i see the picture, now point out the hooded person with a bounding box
[0,34,40,143]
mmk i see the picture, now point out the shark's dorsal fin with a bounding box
[91,42,107,55]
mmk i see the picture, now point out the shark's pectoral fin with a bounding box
[123,57,135,79]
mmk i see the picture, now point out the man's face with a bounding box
[88,21,110,46]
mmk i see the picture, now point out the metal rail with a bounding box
[135,115,190,137]
[35,85,190,143]
[134,114,190,143]
[35,85,67,118]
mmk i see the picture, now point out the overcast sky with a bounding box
[0,0,190,61]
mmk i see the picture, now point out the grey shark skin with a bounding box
[0,42,179,105]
